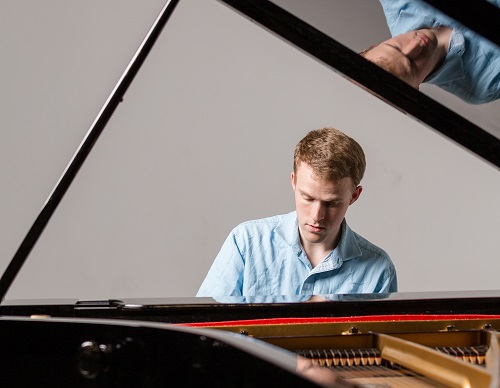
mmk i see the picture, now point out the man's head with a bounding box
[291,128,365,250]
[293,127,365,187]
[360,28,448,89]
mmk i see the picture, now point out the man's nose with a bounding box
[311,202,325,222]
[402,39,421,58]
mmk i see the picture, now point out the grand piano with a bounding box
[1,0,500,386]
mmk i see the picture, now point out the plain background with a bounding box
[1,0,499,300]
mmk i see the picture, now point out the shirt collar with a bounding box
[335,220,362,262]
[425,27,465,84]
[275,211,302,254]
[275,211,362,262]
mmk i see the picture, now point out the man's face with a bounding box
[363,29,443,88]
[291,162,362,248]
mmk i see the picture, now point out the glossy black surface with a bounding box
[0,317,315,387]
[3,291,500,324]
[423,0,500,47]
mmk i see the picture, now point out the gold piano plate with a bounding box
[187,316,500,387]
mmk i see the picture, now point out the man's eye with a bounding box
[327,202,340,207]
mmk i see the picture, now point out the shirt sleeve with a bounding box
[196,229,245,297]
[387,265,398,292]
[378,0,432,37]
[378,0,409,36]
[379,262,398,293]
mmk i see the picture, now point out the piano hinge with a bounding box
[75,299,124,308]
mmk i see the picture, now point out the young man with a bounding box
[197,128,397,297]
[361,0,500,104]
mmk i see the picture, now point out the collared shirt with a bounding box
[197,211,397,297]
[379,0,500,104]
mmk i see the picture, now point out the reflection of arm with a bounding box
[378,0,407,36]
[378,0,425,37]
[196,229,245,297]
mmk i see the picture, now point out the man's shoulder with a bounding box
[227,212,296,254]
[349,228,391,261]
[233,212,293,234]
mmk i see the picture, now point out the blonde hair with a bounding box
[293,127,366,186]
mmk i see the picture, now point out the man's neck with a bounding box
[433,26,452,53]
[427,26,453,75]
[301,230,341,269]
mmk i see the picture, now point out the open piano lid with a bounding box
[1,0,500,386]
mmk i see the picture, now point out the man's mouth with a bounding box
[306,224,324,233]
[418,34,430,47]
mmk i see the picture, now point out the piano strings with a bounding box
[296,345,488,367]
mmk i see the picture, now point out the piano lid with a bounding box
[5,290,500,324]
[0,0,499,302]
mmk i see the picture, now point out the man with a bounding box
[197,128,397,297]
[361,0,500,104]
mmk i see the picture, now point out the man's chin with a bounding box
[303,231,326,243]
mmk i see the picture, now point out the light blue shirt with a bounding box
[379,0,500,104]
[197,211,397,297]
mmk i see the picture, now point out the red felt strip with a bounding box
[178,314,500,327]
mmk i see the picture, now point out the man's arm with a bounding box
[379,262,398,293]
[379,0,407,36]
[387,265,398,293]
[196,230,245,297]
[379,0,442,38]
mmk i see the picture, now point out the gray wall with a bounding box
[1,0,499,300]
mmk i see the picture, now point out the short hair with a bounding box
[293,127,366,186]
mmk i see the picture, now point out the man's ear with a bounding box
[291,172,296,190]
[349,186,363,205]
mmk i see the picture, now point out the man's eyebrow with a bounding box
[383,43,402,53]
